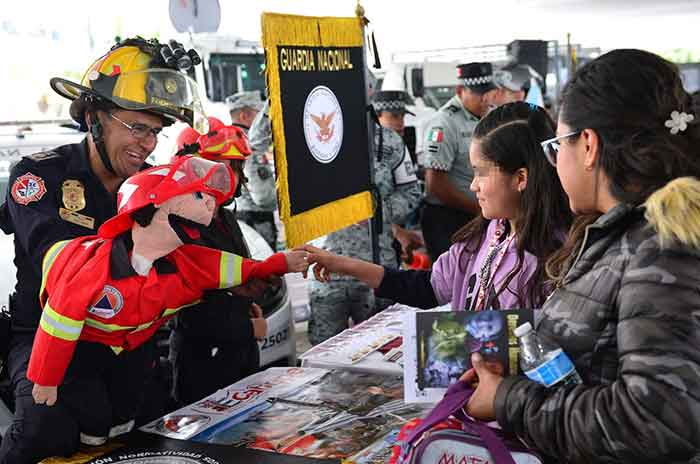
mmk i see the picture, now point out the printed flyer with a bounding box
[404,309,533,403]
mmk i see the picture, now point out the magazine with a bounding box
[404,309,533,403]
[191,370,431,460]
[140,367,328,440]
[299,304,411,375]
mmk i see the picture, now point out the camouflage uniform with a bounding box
[236,100,279,250]
[420,94,480,261]
[495,202,700,463]
[308,124,421,345]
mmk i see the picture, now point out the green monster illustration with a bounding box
[431,315,467,360]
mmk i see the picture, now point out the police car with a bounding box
[0,121,297,369]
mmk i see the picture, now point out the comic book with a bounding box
[404,309,533,403]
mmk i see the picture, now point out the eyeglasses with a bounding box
[540,131,580,167]
[110,113,164,142]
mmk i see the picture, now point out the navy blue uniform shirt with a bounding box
[0,139,117,330]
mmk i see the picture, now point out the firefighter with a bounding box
[0,37,207,463]
[26,155,309,462]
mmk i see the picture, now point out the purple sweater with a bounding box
[430,220,540,310]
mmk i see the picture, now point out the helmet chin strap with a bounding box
[88,111,117,176]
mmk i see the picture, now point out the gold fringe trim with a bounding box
[261,12,370,248]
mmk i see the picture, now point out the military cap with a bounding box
[225,90,264,112]
[494,64,533,92]
[372,90,415,115]
[456,62,497,93]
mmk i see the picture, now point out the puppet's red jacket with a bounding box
[27,235,287,386]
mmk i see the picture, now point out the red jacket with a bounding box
[27,235,287,386]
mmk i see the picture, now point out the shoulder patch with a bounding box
[11,172,47,205]
[88,285,124,319]
[428,127,444,143]
[447,105,460,114]
[26,151,61,162]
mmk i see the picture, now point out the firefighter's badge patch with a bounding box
[11,172,47,205]
[89,285,124,319]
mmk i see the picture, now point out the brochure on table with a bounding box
[299,304,417,375]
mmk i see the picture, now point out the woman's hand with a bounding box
[32,384,58,406]
[462,353,503,422]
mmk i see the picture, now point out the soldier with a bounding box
[372,90,424,263]
[493,63,536,105]
[236,100,279,250]
[225,90,264,132]
[307,91,421,345]
[420,62,499,262]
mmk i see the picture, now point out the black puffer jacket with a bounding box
[495,178,700,463]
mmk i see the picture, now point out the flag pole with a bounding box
[356,1,381,265]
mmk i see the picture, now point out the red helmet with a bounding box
[98,156,236,238]
[176,116,251,161]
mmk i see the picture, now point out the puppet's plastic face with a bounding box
[160,190,217,226]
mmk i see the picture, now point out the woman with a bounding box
[464,49,700,463]
[303,101,572,311]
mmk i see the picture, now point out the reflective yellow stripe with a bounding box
[219,253,243,288]
[110,346,124,355]
[39,240,71,297]
[162,300,201,318]
[39,303,84,342]
[84,319,136,332]
[84,300,201,335]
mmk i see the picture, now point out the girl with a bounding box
[303,101,572,311]
[465,49,700,463]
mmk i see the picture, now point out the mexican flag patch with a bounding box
[429,127,444,143]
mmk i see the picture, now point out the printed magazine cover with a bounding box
[192,371,431,461]
[140,367,328,440]
[405,309,533,403]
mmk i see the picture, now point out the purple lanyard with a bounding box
[473,223,515,311]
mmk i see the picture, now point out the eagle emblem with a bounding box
[310,111,336,143]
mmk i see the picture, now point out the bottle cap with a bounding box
[514,322,533,338]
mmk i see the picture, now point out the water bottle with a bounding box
[514,322,582,388]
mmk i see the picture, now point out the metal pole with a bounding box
[357,3,380,265]
[553,40,562,110]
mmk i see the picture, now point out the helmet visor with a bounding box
[109,68,209,133]
[170,156,235,204]
[198,126,252,159]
